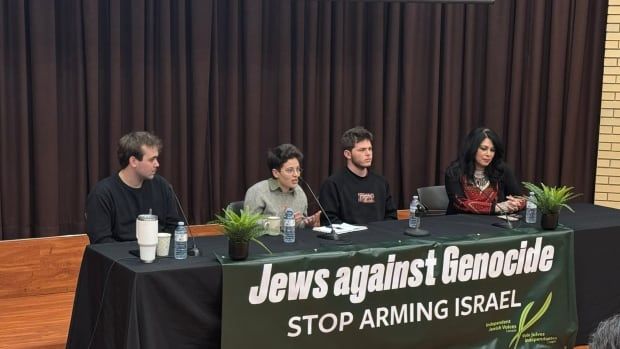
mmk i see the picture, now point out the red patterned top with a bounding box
[445,164,525,215]
[452,177,498,214]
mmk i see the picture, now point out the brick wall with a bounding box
[596,2,620,209]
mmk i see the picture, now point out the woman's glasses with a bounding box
[281,167,303,175]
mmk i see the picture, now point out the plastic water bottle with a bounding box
[409,195,420,229]
[174,222,188,259]
[526,192,537,224]
[283,208,296,243]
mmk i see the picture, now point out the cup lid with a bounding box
[137,214,158,221]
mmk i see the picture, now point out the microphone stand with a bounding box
[169,184,200,256]
[492,203,514,230]
[404,204,430,237]
[299,177,342,241]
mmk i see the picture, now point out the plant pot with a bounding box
[228,240,249,260]
[541,213,559,230]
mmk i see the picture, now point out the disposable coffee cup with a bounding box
[263,216,281,236]
[157,232,171,257]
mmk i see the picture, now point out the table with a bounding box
[66,203,620,348]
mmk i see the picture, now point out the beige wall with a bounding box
[596,1,620,209]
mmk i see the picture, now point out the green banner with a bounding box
[220,229,576,348]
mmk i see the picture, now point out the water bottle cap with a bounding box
[413,195,418,199]
[178,222,185,226]
[284,208,294,219]
[529,192,534,195]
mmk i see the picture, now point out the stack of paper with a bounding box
[313,223,368,235]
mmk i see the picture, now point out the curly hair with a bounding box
[590,313,620,349]
[267,144,303,176]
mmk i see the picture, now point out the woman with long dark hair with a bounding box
[445,128,525,215]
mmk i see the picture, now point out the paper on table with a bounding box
[496,214,520,222]
[312,223,368,234]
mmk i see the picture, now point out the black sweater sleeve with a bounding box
[86,185,117,244]
[384,182,397,220]
[162,180,182,234]
[500,166,524,198]
[318,178,343,225]
[445,168,465,203]
[445,165,469,214]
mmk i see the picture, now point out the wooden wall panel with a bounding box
[0,235,89,299]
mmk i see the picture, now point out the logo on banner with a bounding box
[509,292,556,348]
[484,292,558,348]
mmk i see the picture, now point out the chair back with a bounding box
[226,201,245,215]
[416,185,449,215]
[396,209,410,220]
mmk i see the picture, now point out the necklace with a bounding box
[473,170,489,190]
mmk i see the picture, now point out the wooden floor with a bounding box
[0,292,74,349]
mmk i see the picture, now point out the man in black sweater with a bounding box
[85,131,182,244]
[318,126,397,225]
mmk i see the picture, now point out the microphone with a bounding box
[298,177,342,241]
[169,184,200,256]
[417,203,428,214]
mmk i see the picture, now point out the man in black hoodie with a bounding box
[86,131,181,243]
[318,126,397,225]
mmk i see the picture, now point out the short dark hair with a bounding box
[267,144,303,176]
[449,127,506,184]
[590,313,620,349]
[341,126,373,151]
[117,131,163,168]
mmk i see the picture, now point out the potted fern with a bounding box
[214,208,272,260]
[522,182,581,230]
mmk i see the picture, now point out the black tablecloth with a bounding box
[66,203,620,348]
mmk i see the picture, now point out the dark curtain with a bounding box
[0,0,607,239]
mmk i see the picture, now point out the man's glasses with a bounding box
[281,167,303,175]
